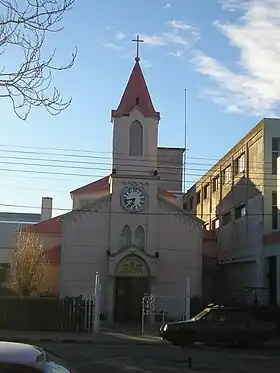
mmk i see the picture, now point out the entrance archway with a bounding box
[114,254,150,324]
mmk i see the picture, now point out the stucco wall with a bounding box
[60,197,111,300]
[154,198,202,317]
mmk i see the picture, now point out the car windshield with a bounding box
[44,352,73,373]
[190,308,210,321]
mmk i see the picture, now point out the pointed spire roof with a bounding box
[111,60,160,120]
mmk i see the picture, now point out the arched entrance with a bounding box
[114,254,150,324]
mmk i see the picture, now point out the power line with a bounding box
[0,202,273,218]
[0,153,276,178]
[0,167,272,187]
[0,145,276,166]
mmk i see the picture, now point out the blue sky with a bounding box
[1,0,279,216]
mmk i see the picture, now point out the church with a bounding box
[28,47,204,324]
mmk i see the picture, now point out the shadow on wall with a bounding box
[215,176,264,306]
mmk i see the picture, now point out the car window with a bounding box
[191,308,210,321]
[204,309,222,322]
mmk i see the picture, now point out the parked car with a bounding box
[0,341,78,372]
[159,304,277,347]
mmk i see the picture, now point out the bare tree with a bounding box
[9,230,49,296]
[0,0,77,119]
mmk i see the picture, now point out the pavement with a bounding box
[1,328,280,348]
[0,329,164,345]
[40,341,280,373]
[1,329,280,372]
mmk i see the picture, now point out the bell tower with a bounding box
[111,36,160,178]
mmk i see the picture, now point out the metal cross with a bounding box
[132,35,144,61]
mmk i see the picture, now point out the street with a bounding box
[41,340,280,373]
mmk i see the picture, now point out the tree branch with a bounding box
[0,0,77,119]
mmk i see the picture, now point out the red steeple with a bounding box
[111,60,160,120]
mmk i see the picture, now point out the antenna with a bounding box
[183,88,188,193]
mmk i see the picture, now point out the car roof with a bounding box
[0,342,46,368]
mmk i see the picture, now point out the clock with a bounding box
[121,186,146,213]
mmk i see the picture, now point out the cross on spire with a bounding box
[132,35,144,62]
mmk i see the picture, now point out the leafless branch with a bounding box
[9,230,49,296]
[0,0,77,120]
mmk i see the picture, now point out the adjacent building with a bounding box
[184,118,280,306]
[0,197,53,285]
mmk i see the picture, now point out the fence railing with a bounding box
[0,296,95,332]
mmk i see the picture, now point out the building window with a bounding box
[134,225,145,250]
[267,256,277,305]
[222,166,231,185]
[203,183,210,200]
[212,218,219,230]
[212,176,219,193]
[189,196,194,210]
[222,211,231,226]
[272,138,280,175]
[204,223,210,231]
[234,153,245,176]
[120,225,132,250]
[272,191,278,230]
[129,120,143,156]
[196,191,201,205]
[235,203,246,219]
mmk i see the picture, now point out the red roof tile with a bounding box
[157,187,177,200]
[70,176,110,196]
[112,60,160,120]
[46,245,61,264]
[25,216,62,235]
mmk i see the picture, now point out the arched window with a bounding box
[129,120,143,156]
[120,225,132,250]
[134,225,145,250]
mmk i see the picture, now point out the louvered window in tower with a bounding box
[129,120,143,156]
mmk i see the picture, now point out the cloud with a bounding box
[167,20,191,30]
[193,0,280,116]
[219,0,248,11]
[116,31,126,40]
[104,43,124,52]
[103,20,198,61]
[140,59,152,69]
[168,50,184,58]
[140,20,199,53]
[164,3,171,9]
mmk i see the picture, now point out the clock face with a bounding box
[121,186,146,212]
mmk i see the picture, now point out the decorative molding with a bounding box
[127,180,145,188]
[108,247,158,278]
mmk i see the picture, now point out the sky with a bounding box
[1,0,279,216]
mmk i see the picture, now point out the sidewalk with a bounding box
[0,330,164,346]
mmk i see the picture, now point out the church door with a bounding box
[114,276,150,323]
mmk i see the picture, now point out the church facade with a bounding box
[28,57,204,323]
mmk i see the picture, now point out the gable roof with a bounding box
[24,216,63,235]
[158,195,204,226]
[111,60,160,120]
[70,176,110,196]
[157,187,177,201]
